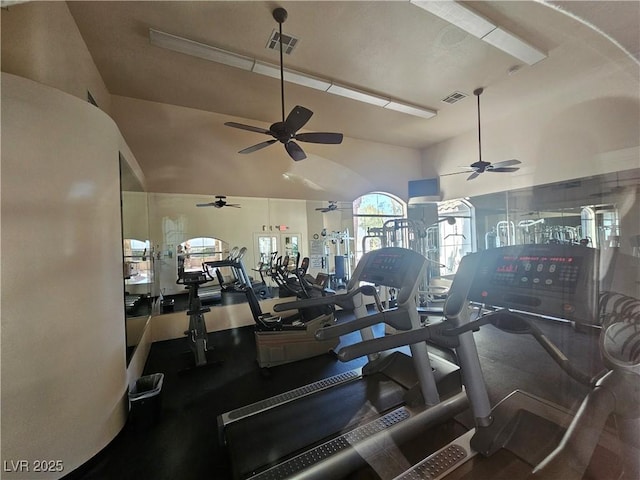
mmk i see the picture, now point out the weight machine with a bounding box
[317,229,354,290]
[362,218,452,310]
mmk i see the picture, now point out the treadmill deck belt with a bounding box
[226,372,406,478]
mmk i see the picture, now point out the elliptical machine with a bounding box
[177,266,216,368]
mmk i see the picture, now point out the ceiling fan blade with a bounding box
[491,159,521,168]
[238,139,277,154]
[467,171,481,181]
[295,132,344,144]
[226,204,242,208]
[284,106,313,133]
[285,141,307,161]
[488,167,520,173]
[440,171,472,177]
[224,122,271,135]
[196,203,217,207]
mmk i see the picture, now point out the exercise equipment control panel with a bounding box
[467,244,599,324]
[357,248,424,290]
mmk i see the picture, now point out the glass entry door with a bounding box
[254,233,301,269]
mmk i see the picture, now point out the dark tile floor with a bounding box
[64,311,604,480]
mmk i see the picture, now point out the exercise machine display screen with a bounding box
[490,254,583,294]
[358,248,424,290]
[468,245,599,324]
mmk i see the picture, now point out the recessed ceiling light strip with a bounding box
[149,28,255,71]
[326,84,390,107]
[410,0,546,66]
[149,28,437,119]
[251,61,332,91]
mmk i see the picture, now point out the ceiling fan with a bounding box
[196,195,241,209]
[443,88,521,181]
[315,201,348,213]
[224,8,343,161]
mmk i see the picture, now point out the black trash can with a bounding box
[129,373,164,429]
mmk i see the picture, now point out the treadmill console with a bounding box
[358,247,425,290]
[467,244,599,324]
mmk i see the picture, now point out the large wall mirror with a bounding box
[469,168,640,298]
[119,153,152,364]
[406,168,639,300]
[470,168,639,255]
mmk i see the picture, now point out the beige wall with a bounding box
[1,1,112,115]
[1,4,150,477]
[1,73,128,478]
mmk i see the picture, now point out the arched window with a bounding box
[177,237,229,273]
[353,192,406,262]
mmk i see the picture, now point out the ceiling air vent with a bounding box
[441,91,468,104]
[266,29,299,55]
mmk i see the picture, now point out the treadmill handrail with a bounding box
[273,286,370,313]
[315,308,411,341]
[337,321,442,361]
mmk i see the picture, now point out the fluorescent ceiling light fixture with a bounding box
[149,28,255,71]
[326,84,390,107]
[410,1,546,65]
[410,0,495,38]
[252,61,331,91]
[0,0,31,6]
[482,27,547,66]
[149,28,437,120]
[384,101,437,119]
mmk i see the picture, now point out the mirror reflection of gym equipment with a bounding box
[123,238,153,317]
[314,228,354,290]
[176,247,338,368]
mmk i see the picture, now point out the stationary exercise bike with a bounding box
[177,266,215,368]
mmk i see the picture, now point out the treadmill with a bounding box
[218,247,467,480]
[342,244,638,480]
